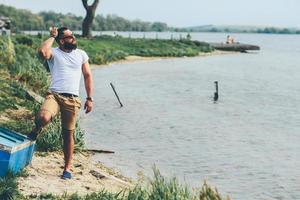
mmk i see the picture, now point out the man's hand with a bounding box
[49,27,58,38]
[84,100,93,114]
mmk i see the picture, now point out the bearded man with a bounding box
[28,27,94,179]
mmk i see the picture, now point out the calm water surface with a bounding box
[80,33,300,200]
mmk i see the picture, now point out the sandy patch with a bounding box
[198,50,238,57]
[90,55,165,69]
[18,152,132,196]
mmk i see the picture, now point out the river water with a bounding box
[80,32,300,200]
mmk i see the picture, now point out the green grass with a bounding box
[78,35,212,65]
[8,44,50,94]
[8,34,213,65]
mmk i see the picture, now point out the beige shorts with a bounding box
[40,91,81,130]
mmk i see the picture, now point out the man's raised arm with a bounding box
[39,27,57,60]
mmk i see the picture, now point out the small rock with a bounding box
[75,164,82,168]
[90,170,106,179]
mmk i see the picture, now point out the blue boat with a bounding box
[0,127,35,177]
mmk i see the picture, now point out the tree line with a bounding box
[0,4,299,34]
[189,27,300,34]
[0,4,170,32]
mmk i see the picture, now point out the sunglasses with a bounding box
[62,35,75,40]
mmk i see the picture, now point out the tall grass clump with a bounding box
[0,36,15,68]
[36,118,85,152]
[199,181,231,200]
[0,171,20,200]
[146,167,191,200]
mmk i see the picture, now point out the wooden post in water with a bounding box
[214,81,219,102]
[110,82,123,107]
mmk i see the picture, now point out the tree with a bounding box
[82,0,100,38]
[151,22,168,32]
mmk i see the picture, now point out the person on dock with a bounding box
[226,35,235,44]
[28,27,94,180]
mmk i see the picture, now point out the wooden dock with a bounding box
[209,43,260,52]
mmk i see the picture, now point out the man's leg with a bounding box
[59,96,81,178]
[28,110,52,140]
[62,129,74,172]
[28,93,59,140]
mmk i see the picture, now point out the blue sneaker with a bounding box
[61,171,72,180]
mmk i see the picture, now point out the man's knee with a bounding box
[36,110,52,127]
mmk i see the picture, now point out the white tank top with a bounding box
[47,47,89,96]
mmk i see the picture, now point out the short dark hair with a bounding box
[55,27,69,43]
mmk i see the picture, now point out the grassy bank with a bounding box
[78,35,212,64]
[0,35,230,200]
[10,34,213,65]
[1,167,230,200]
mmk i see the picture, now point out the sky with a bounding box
[0,0,299,28]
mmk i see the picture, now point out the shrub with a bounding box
[15,35,33,46]
[91,54,106,65]
[0,36,15,67]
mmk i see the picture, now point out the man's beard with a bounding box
[64,42,77,50]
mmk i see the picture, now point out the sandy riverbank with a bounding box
[90,50,238,69]
[18,151,132,197]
